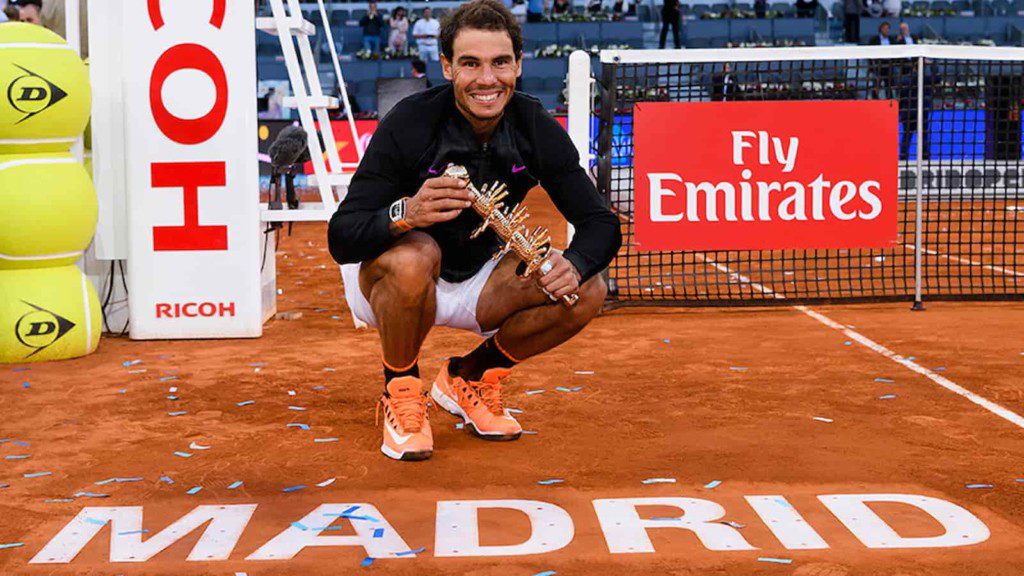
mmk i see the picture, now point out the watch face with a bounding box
[389,199,405,222]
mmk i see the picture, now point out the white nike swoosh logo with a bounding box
[385,420,412,445]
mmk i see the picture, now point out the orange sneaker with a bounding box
[377,377,433,461]
[431,360,522,441]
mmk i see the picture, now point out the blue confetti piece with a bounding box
[117,530,150,536]
[396,546,425,557]
[455,423,464,430]
[287,423,310,431]
[704,480,722,489]
[662,339,670,343]
[123,360,142,367]
[13,367,29,372]
[167,396,179,401]
[774,497,794,508]
[372,528,384,538]
[291,522,309,531]
[0,484,9,489]
[525,389,546,395]
[24,471,51,478]
[173,451,192,458]
[236,400,255,407]
[844,341,853,346]
[965,483,993,489]
[874,378,895,383]
[249,362,266,367]
[159,376,178,382]
[507,408,524,414]
[187,486,203,495]
[758,557,793,564]
[84,518,106,525]
[0,543,25,550]
[343,505,361,515]
[0,439,7,443]
[522,430,539,435]
[228,481,243,489]
[282,485,306,493]
[117,389,127,394]
[360,557,375,567]
[168,411,187,417]
[538,479,564,485]
[12,441,28,447]
[907,356,916,361]
[314,438,339,443]
[933,366,946,371]
[312,385,326,390]
[1015,478,1024,483]
[533,571,557,576]
[21,382,30,388]
[116,477,143,483]
[5,455,30,460]
[159,475,175,485]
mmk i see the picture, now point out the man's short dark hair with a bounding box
[412,58,427,74]
[17,0,42,7]
[440,0,523,62]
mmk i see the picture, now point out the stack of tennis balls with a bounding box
[0,23,99,363]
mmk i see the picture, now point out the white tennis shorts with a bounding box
[341,259,501,337]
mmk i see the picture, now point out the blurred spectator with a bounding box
[883,0,901,17]
[897,65,932,160]
[867,20,892,44]
[511,0,527,22]
[552,0,572,15]
[659,0,681,49]
[388,7,409,53]
[609,0,632,16]
[360,1,385,54]
[754,0,767,18]
[895,21,914,44]
[16,0,40,23]
[795,0,818,18]
[527,0,544,22]
[711,63,736,101]
[867,21,893,98]
[843,0,863,43]
[412,6,440,61]
[330,83,362,120]
[866,0,884,16]
[411,58,432,88]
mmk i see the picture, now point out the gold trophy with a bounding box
[444,164,578,306]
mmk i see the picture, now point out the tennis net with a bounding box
[586,46,1023,307]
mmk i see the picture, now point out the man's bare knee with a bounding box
[362,232,440,300]
[564,275,607,327]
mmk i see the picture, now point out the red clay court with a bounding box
[1,193,1023,576]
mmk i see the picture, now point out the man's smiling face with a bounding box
[442,28,522,132]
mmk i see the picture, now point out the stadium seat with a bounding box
[735,3,754,11]
[770,2,796,15]
[943,16,983,39]
[329,9,348,27]
[911,0,930,10]
[256,58,289,82]
[711,2,732,14]
[600,21,644,44]
[950,0,971,12]
[543,76,567,91]
[351,9,367,22]
[691,4,711,17]
[929,0,952,11]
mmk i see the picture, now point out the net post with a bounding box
[912,55,926,311]
[566,50,592,246]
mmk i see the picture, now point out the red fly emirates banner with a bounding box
[633,101,898,251]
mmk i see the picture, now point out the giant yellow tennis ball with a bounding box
[0,153,97,270]
[0,265,101,363]
[0,23,91,154]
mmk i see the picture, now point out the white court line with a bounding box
[901,243,1022,278]
[697,254,1024,429]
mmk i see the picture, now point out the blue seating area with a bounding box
[686,17,816,47]
[859,15,1024,42]
[256,19,642,113]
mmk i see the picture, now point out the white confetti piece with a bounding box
[812,416,833,423]
[189,442,211,450]
[317,478,336,487]
[642,478,676,484]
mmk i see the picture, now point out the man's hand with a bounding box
[405,177,475,228]
[534,250,581,300]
